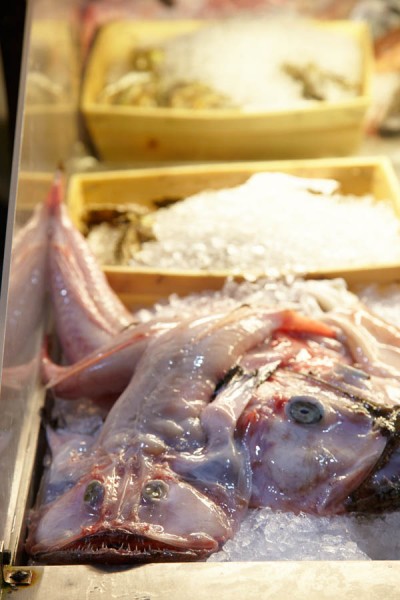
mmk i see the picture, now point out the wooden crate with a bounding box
[67,156,400,310]
[81,21,373,162]
[81,20,373,163]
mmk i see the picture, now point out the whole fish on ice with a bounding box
[21,177,400,564]
[27,300,400,563]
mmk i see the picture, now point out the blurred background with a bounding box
[0,2,26,274]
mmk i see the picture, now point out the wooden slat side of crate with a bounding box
[67,157,400,310]
[81,20,373,162]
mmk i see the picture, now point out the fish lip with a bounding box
[345,476,400,514]
[30,531,217,565]
[345,412,400,513]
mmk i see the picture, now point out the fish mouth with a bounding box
[346,476,400,514]
[345,470,400,514]
[31,531,216,565]
[345,412,400,514]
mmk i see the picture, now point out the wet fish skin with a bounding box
[30,300,400,562]
[259,330,400,410]
[39,428,98,506]
[43,318,179,402]
[237,313,400,515]
[97,307,335,453]
[28,307,334,563]
[240,367,387,515]
[47,173,134,363]
[5,171,135,370]
[28,448,231,564]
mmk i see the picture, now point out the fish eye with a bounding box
[142,479,169,501]
[287,396,324,425]
[83,480,105,509]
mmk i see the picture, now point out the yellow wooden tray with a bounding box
[67,156,400,310]
[81,19,373,163]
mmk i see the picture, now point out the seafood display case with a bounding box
[2,0,400,598]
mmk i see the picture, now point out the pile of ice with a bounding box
[159,17,362,110]
[208,508,400,562]
[130,172,400,275]
[135,276,358,323]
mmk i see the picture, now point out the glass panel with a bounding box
[0,0,82,556]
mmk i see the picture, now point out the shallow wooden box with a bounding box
[81,19,373,163]
[67,156,400,310]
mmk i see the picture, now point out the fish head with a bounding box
[27,447,232,564]
[240,368,390,515]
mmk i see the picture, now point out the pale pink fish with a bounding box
[42,318,179,402]
[3,196,50,367]
[238,315,400,515]
[240,367,390,514]
[27,306,333,563]
[29,301,400,564]
[47,173,134,363]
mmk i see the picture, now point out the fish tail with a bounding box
[46,169,65,216]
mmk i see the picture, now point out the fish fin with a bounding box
[46,169,65,216]
[281,310,336,339]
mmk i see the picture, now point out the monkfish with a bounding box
[26,303,400,564]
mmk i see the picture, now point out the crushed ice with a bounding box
[130,173,400,275]
[160,18,362,111]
